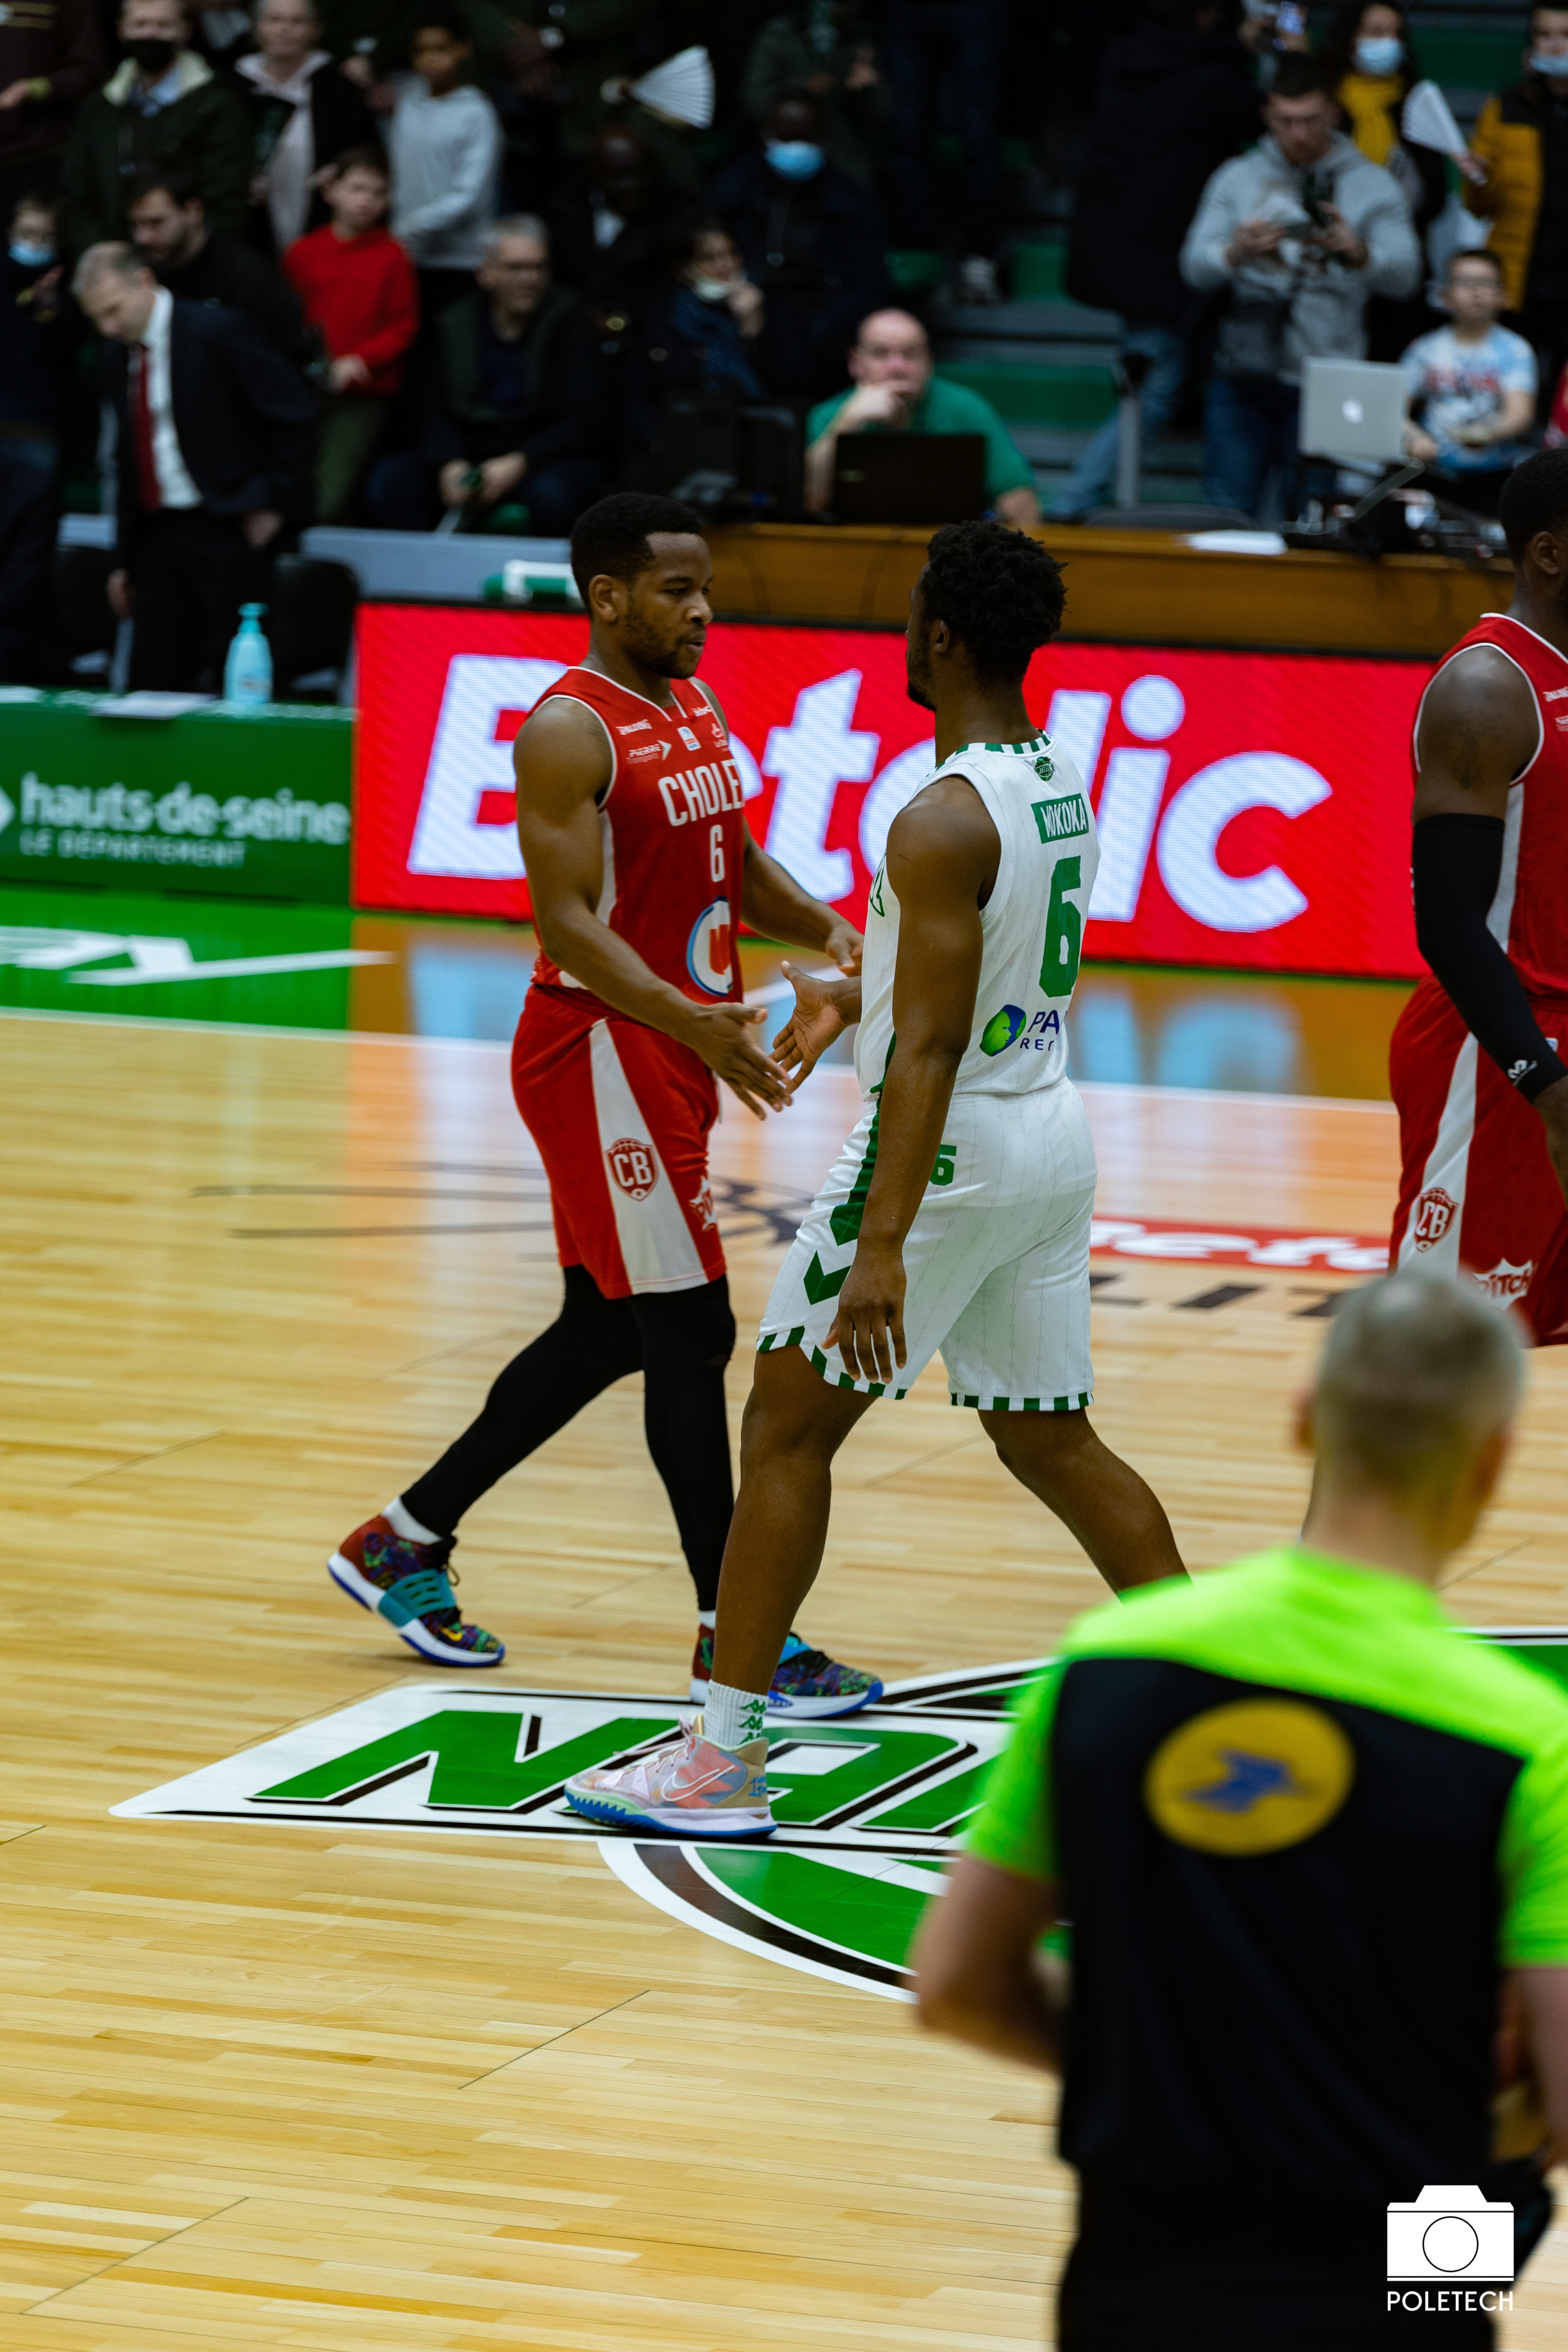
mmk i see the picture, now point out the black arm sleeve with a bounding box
[1412,813,1568,1102]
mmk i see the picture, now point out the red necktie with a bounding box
[131,345,162,514]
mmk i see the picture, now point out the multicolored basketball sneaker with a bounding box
[689,1626,882,1718]
[564,1718,774,1837]
[328,1516,505,1668]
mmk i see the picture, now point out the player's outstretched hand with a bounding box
[773,961,854,1088]
[827,1241,906,1386]
[684,1000,792,1119]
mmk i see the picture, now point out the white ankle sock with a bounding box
[704,1678,768,1753]
[385,1496,441,1545]
[696,1608,716,1630]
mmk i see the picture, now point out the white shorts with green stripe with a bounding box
[757,1078,1097,1408]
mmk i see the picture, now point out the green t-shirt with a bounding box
[971,1545,1568,1966]
[807,375,1035,502]
[967,1544,1568,2210]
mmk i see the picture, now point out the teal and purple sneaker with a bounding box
[689,1626,882,1718]
[328,1515,504,1667]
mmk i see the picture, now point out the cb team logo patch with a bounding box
[606,1136,658,1199]
[1412,1186,1457,1249]
[1145,1697,1354,1855]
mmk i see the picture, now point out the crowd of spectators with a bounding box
[4,0,1568,686]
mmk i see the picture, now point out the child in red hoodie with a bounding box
[285,148,419,522]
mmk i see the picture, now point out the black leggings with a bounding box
[402,1265,737,1610]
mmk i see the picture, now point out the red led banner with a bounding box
[352,604,1429,978]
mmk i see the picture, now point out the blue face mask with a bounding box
[765,138,825,180]
[1534,49,1568,76]
[1354,34,1403,74]
[9,241,55,267]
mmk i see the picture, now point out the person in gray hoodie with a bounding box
[1180,54,1421,516]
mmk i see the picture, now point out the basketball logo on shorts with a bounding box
[686,898,733,997]
[1412,1187,1456,1250]
[1145,1698,1354,1856]
[606,1137,658,1200]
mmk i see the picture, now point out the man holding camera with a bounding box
[1180,54,1420,518]
[916,1269,1568,2348]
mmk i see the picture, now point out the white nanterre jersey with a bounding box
[854,729,1098,1099]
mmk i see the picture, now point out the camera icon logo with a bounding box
[1387,2186,1514,2283]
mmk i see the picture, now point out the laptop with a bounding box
[1298,358,1408,466]
[833,433,987,524]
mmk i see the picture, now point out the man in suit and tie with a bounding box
[72,240,317,689]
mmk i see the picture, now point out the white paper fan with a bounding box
[1403,78,1468,159]
[628,45,714,130]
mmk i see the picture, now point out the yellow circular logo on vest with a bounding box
[1144,1698,1355,1856]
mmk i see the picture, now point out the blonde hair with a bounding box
[1312,1270,1523,1494]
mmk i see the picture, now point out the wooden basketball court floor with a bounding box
[7,998,1568,2351]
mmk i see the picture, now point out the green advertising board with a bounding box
[0,688,352,904]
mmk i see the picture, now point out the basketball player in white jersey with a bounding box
[567,520,1187,1836]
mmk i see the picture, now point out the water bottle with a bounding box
[223,603,272,707]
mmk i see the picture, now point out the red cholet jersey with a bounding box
[527,666,748,1012]
[1414,613,1568,998]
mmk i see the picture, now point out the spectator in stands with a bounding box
[72,240,317,689]
[236,0,378,260]
[622,211,765,457]
[1180,55,1421,518]
[1467,6,1568,411]
[1400,248,1535,517]
[61,0,251,253]
[285,147,418,520]
[0,191,72,681]
[881,0,1006,304]
[804,306,1039,521]
[388,7,502,315]
[501,0,662,162]
[1055,0,1259,521]
[741,0,887,182]
[365,214,606,534]
[127,163,315,366]
[0,0,102,224]
[1317,2,1446,357]
[709,88,889,399]
[546,119,680,330]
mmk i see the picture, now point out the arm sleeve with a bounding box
[1360,181,1422,300]
[1501,1731,1568,1965]
[1412,813,1568,1101]
[1464,97,1504,221]
[981,407,1035,499]
[1180,162,1240,292]
[351,249,420,372]
[964,1664,1063,1883]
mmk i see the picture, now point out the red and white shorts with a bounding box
[1390,976,1568,1344]
[511,986,724,1300]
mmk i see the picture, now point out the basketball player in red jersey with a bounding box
[1391,448,1568,1336]
[328,494,878,1706]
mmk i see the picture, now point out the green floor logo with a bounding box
[116,1637,1568,1995]
[113,1667,1038,1997]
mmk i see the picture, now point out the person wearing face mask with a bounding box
[1316,3,1446,358]
[1468,6,1568,415]
[60,0,250,255]
[621,212,765,463]
[707,87,888,400]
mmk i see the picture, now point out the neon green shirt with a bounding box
[807,375,1035,502]
[971,1546,1568,1964]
